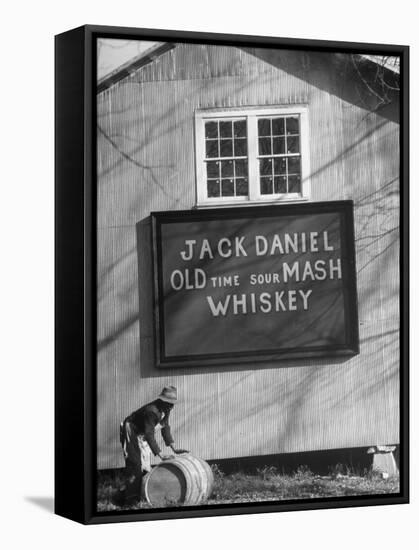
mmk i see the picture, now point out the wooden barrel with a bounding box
[141,454,214,507]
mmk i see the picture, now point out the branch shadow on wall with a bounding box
[242,48,399,124]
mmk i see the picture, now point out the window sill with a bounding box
[195,196,311,209]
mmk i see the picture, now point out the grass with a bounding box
[207,464,399,504]
[97,464,400,512]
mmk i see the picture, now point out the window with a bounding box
[195,106,310,206]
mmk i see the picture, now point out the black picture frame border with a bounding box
[55,24,409,525]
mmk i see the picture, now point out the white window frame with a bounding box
[195,105,311,207]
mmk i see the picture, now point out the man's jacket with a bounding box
[124,400,174,455]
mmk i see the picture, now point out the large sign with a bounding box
[152,201,359,367]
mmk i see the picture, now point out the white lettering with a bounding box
[270,234,284,255]
[255,236,268,256]
[302,261,315,281]
[218,238,232,258]
[323,231,334,251]
[180,240,196,261]
[259,292,272,313]
[288,290,297,311]
[299,289,313,310]
[329,258,342,279]
[314,260,327,280]
[284,233,298,253]
[199,239,214,259]
[275,291,287,311]
[301,232,307,253]
[206,295,231,316]
[170,270,184,290]
[283,262,300,282]
[233,294,247,315]
[310,232,319,252]
[235,236,247,257]
[194,269,206,289]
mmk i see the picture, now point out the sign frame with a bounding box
[152,200,359,368]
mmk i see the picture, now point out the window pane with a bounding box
[234,120,246,137]
[273,137,286,155]
[235,159,248,177]
[221,160,234,177]
[288,175,301,193]
[274,158,287,175]
[206,161,219,178]
[259,137,271,156]
[287,136,300,154]
[272,118,285,135]
[288,157,301,174]
[207,180,220,197]
[286,116,299,135]
[260,158,273,176]
[236,178,248,196]
[221,179,235,196]
[274,176,287,194]
[258,118,271,136]
[205,121,218,138]
[206,140,219,158]
[220,120,232,137]
[220,139,233,157]
[260,177,273,195]
[234,138,247,157]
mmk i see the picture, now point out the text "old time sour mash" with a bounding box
[167,231,342,316]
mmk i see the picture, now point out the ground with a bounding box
[97,464,400,512]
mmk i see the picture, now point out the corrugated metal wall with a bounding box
[96,44,399,469]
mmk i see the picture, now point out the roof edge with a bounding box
[97,42,175,94]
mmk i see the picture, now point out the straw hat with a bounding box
[158,386,177,404]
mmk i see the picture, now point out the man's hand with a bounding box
[158,453,174,461]
[170,445,190,455]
